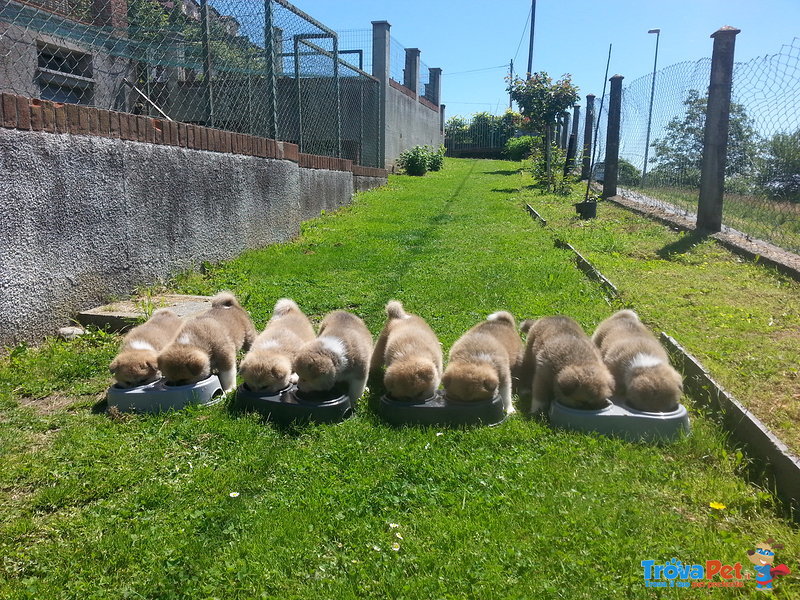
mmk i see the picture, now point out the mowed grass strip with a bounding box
[1,158,798,599]
[522,178,800,456]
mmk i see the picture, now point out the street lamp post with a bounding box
[642,28,660,187]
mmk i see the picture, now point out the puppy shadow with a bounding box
[492,187,519,194]
[485,169,520,176]
[656,230,708,260]
[91,397,109,414]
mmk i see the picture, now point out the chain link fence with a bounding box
[0,0,381,167]
[591,39,800,252]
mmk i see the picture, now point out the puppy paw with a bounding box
[289,372,299,384]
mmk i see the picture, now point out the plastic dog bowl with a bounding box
[106,375,224,413]
[548,397,690,442]
[378,391,506,427]
[235,383,353,425]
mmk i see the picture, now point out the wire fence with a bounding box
[593,39,800,252]
[0,0,381,167]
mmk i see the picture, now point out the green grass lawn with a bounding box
[2,158,799,598]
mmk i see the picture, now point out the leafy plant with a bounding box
[397,146,429,176]
[427,145,446,171]
[757,129,800,202]
[507,72,579,135]
[618,158,641,187]
[529,142,574,195]
[504,135,537,161]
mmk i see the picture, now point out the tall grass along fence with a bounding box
[0,0,385,167]
[589,34,800,253]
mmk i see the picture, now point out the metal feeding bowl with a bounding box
[235,383,353,425]
[378,390,506,427]
[548,397,690,443]
[106,375,224,414]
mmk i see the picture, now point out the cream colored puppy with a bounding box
[157,291,256,391]
[109,308,183,388]
[592,309,683,412]
[370,300,443,401]
[521,316,614,414]
[294,310,373,402]
[239,298,316,393]
[441,311,524,414]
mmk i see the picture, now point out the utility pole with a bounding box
[526,0,536,77]
[509,59,513,109]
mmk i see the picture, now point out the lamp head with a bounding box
[648,28,661,34]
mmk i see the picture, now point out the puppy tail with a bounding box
[151,308,178,319]
[385,300,408,320]
[519,319,536,335]
[273,298,300,317]
[211,291,240,309]
[615,309,639,321]
[487,311,515,326]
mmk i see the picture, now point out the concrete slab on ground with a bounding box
[76,295,212,332]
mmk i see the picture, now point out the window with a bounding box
[36,42,94,105]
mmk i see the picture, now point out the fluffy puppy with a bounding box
[109,308,183,388]
[239,298,316,393]
[370,300,443,401]
[294,310,373,402]
[592,309,683,412]
[521,316,614,414]
[157,291,256,391]
[441,311,524,414]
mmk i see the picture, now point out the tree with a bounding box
[757,130,800,202]
[648,89,760,186]
[507,72,578,135]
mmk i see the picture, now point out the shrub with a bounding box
[504,136,537,161]
[397,146,429,176]
[618,158,641,187]
[427,145,446,171]
[528,141,575,195]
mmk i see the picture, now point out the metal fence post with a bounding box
[581,94,595,180]
[333,34,342,157]
[263,0,278,139]
[602,75,624,199]
[200,0,215,128]
[697,26,741,233]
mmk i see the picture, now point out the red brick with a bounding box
[54,103,67,133]
[2,93,17,128]
[15,95,31,129]
[108,111,120,138]
[40,100,56,133]
[284,142,299,162]
[66,103,81,134]
[87,107,100,135]
[119,112,131,140]
[200,126,209,151]
[97,109,111,136]
[29,104,43,131]
[168,120,178,146]
[177,122,187,147]
[77,105,90,134]
[187,125,196,149]
[135,115,147,142]
[152,119,164,144]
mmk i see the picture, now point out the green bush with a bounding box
[618,158,641,187]
[427,145,446,171]
[504,136,537,161]
[528,141,575,195]
[397,146,429,176]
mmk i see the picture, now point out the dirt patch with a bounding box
[17,392,101,416]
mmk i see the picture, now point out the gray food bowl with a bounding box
[378,391,506,427]
[106,375,224,414]
[549,397,690,442]
[235,383,353,425]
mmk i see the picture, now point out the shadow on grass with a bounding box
[492,188,519,194]
[484,169,519,176]
[656,230,709,260]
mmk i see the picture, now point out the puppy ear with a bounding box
[557,367,579,396]
[109,359,119,375]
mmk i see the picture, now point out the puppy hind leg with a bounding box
[218,365,237,392]
[499,366,515,414]
[529,365,553,415]
[348,374,368,403]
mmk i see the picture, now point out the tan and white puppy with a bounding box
[109,308,183,388]
[370,300,443,401]
[294,310,373,402]
[157,291,256,391]
[521,316,614,414]
[239,298,316,394]
[441,311,524,414]
[592,309,683,412]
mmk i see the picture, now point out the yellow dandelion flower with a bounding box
[709,501,726,510]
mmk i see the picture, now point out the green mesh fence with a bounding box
[0,0,381,167]
[591,39,800,252]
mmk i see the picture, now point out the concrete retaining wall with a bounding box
[385,81,443,169]
[0,94,387,345]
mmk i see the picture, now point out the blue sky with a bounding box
[288,0,800,118]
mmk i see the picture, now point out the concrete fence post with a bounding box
[404,48,420,98]
[564,104,580,174]
[371,20,390,169]
[602,75,624,199]
[697,26,741,233]
[560,111,570,149]
[200,0,215,128]
[263,0,278,139]
[427,67,442,105]
[439,103,446,135]
[581,94,595,180]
